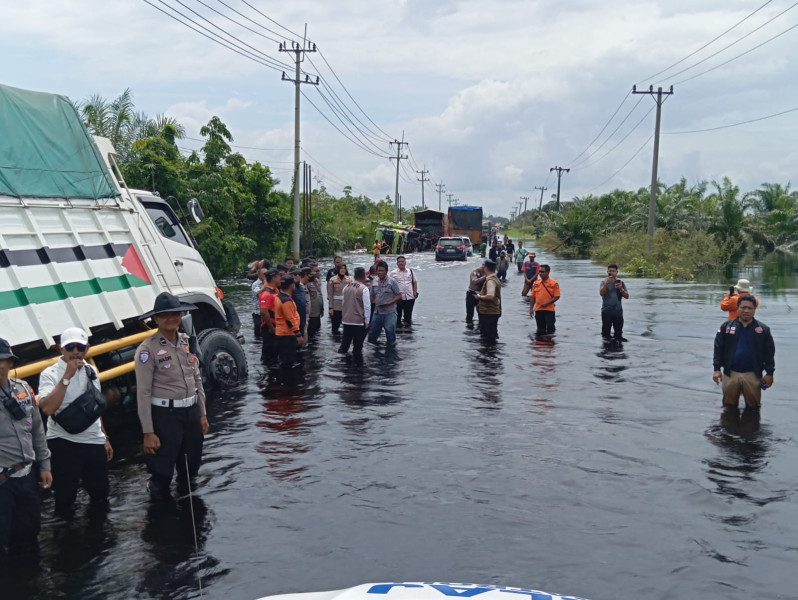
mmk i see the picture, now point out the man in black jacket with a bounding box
[712,295,775,408]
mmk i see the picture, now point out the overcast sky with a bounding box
[3,0,797,217]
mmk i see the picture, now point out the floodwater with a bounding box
[8,249,798,600]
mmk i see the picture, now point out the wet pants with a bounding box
[722,370,762,408]
[252,313,261,339]
[276,336,299,367]
[396,299,416,324]
[368,312,397,344]
[478,313,500,342]
[0,472,41,553]
[146,403,203,498]
[331,310,342,334]
[535,311,556,335]
[308,316,321,336]
[465,292,478,323]
[339,325,367,357]
[47,437,108,516]
[601,311,624,339]
[261,325,277,363]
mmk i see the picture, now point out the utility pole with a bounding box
[534,186,548,212]
[550,167,570,211]
[446,193,454,207]
[517,200,524,217]
[280,39,318,260]
[633,84,674,250]
[435,182,445,211]
[390,133,409,222]
[511,210,516,220]
[520,195,530,214]
[417,166,429,209]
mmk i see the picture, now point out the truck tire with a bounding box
[197,328,247,386]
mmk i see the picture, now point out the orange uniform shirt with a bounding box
[274,293,301,336]
[530,277,560,311]
[720,293,759,321]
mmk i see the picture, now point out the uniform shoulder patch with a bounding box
[139,350,150,363]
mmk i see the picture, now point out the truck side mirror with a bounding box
[187,198,204,223]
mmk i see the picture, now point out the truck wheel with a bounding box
[197,328,248,386]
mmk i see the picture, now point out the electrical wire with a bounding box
[572,105,655,171]
[674,20,798,85]
[141,0,285,72]
[569,95,646,168]
[312,86,391,156]
[238,0,305,40]
[637,0,775,84]
[194,0,290,47]
[665,106,798,133]
[213,0,301,44]
[565,90,632,166]
[300,89,391,159]
[655,1,798,86]
[583,134,654,196]
[164,0,292,69]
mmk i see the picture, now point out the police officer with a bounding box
[0,337,52,556]
[135,293,209,500]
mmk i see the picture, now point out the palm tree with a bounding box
[80,89,135,159]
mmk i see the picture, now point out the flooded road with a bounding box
[12,249,798,600]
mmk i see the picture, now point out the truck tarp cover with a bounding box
[0,84,118,199]
[449,206,482,230]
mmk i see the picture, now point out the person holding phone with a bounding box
[599,263,629,342]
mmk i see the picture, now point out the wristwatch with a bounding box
[61,378,70,387]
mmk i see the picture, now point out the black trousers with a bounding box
[48,437,108,516]
[497,269,507,282]
[251,313,261,339]
[261,325,277,363]
[0,471,41,553]
[308,316,321,336]
[146,403,204,497]
[339,324,367,356]
[478,313,500,342]
[331,310,342,333]
[396,299,416,324]
[601,312,624,338]
[276,336,298,367]
[465,292,478,323]
[535,311,556,335]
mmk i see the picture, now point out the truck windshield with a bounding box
[142,201,191,247]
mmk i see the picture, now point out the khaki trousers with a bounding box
[722,370,762,407]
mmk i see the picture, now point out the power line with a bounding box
[565,90,631,166]
[674,20,798,86]
[184,136,292,151]
[166,0,292,69]
[141,0,285,72]
[238,0,305,40]
[317,49,396,141]
[655,1,798,86]
[570,95,646,168]
[212,0,301,44]
[195,0,286,46]
[300,89,390,159]
[637,0,776,84]
[572,105,655,171]
[582,134,654,196]
[664,106,798,134]
[313,86,391,155]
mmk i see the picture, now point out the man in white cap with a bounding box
[39,327,113,518]
[720,278,759,321]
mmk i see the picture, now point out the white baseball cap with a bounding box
[60,327,89,347]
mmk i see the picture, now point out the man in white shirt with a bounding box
[338,267,372,359]
[39,327,112,518]
[389,255,419,326]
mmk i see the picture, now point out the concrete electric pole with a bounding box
[550,166,570,211]
[435,182,445,211]
[633,84,674,249]
[520,196,529,214]
[417,167,429,209]
[390,134,409,221]
[446,193,454,207]
[280,40,318,260]
[534,186,548,212]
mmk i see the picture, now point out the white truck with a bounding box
[0,83,247,403]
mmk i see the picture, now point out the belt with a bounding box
[0,461,31,483]
[151,395,197,408]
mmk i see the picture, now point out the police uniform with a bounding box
[134,295,206,498]
[0,339,51,554]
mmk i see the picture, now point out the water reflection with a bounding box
[470,338,505,408]
[703,407,778,509]
[595,339,628,382]
[140,496,223,599]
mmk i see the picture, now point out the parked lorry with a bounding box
[0,83,247,408]
[446,205,483,246]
